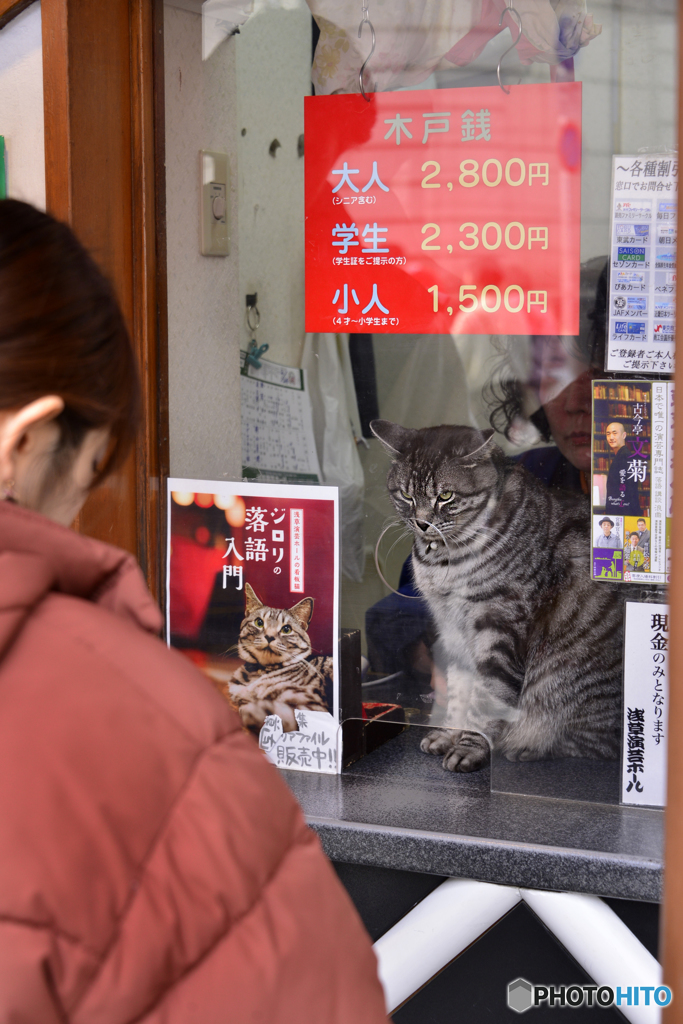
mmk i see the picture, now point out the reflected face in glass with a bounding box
[538,339,593,473]
[606,422,626,452]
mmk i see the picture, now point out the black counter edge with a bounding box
[307,817,662,902]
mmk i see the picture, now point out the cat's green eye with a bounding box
[400,489,413,501]
[281,624,292,634]
[438,491,454,502]
[254,617,264,628]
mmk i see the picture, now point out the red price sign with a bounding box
[305,83,581,335]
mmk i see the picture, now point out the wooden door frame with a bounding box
[661,3,683,1014]
[0,0,169,602]
[0,0,31,29]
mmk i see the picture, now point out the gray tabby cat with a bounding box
[226,583,333,733]
[371,419,622,773]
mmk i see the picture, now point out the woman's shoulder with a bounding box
[0,586,325,1007]
[0,503,229,743]
[16,583,237,747]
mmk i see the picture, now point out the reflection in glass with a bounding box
[205,0,679,800]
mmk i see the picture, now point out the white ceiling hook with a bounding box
[357,0,376,101]
[496,1,523,94]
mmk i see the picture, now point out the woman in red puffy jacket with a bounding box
[0,199,387,1024]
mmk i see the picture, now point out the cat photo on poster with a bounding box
[166,479,340,774]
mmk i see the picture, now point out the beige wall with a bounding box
[163,0,311,480]
[578,0,677,261]
[235,0,311,368]
[0,2,45,210]
[164,2,242,480]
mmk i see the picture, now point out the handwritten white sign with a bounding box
[259,709,340,775]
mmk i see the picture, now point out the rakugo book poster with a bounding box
[591,380,673,585]
[166,479,340,773]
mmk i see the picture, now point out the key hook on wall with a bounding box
[496,1,523,94]
[358,0,376,102]
[245,293,269,368]
[246,293,260,333]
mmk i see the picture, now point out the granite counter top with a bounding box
[281,728,663,901]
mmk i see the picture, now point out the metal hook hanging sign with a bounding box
[497,1,524,94]
[358,0,376,102]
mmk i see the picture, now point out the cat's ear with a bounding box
[466,428,495,459]
[289,596,314,630]
[370,419,417,457]
[244,583,263,614]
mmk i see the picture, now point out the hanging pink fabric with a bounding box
[306,0,600,95]
[445,0,599,69]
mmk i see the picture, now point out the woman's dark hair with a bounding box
[0,199,140,484]
[485,256,608,442]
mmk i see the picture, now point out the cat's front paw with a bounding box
[420,728,462,756]
[421,729,490,772]
[442,734,490,772]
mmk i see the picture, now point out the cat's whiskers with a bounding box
[383,516,414,545]
[416,520,453,574]
[383,528,415,565]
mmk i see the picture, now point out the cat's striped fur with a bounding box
[226,583,332,733]
[372,419,623,773]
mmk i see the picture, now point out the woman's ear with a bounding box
[0,396,65,485]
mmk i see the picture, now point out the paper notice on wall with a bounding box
[621,602,669,807]
[606,155,677,374]
[240,352,322,484]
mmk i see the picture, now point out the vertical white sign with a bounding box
[606,155,677,374]
[622,601,669,807]
[666,382,675,578]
